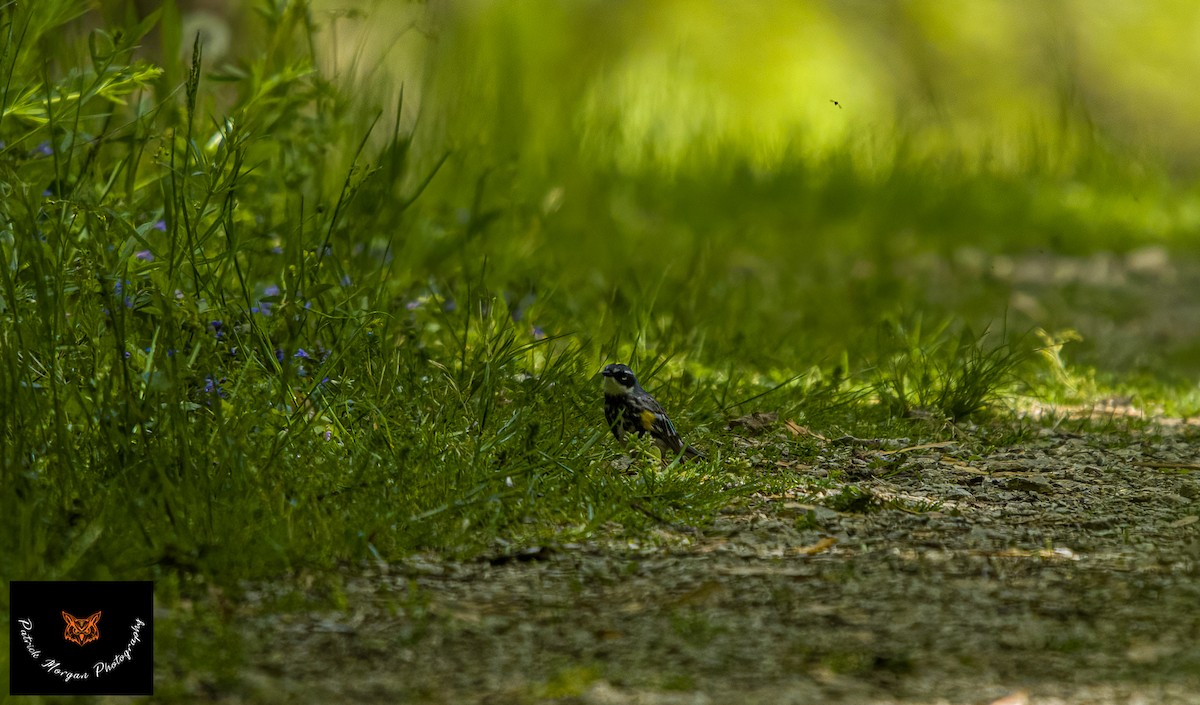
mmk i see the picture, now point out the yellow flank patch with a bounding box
[640,409,657,431]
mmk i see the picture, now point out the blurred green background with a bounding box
[358,0,1200,175]
[330,0,1200,376]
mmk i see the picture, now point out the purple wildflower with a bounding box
[114,279,134,308]
[203,375,229,400]
[153,219,167,231]
[135,249,154,261]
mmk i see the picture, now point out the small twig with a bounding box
[878,441,958,456]
[1132,461,1200,470]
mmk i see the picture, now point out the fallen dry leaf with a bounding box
[791,537,837,556]
[785,420,828,441]
[987,689,1029,705]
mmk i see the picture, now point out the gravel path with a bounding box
[208,420,1200,704]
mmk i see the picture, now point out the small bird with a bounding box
[601,363,704,462]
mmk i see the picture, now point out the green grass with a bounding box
[3,4,1200,693]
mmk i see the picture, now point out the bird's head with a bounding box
[601,363,638,395]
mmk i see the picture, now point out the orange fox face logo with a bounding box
[62,611,101,646]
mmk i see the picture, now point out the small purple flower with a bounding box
[324,429,332,441]
[135,249,154,261]
[340,274,352,287]
[532,326,545,340]
[294,348,310,360]
[406,300,421,311]
[263,285,280,297]
[153,219,167,231]
[203,375,229,400]
[42,189,52,197]
[275,349,285,363]
[36,141,53,156]
[114,279,135,308]
[124,351,131,359]
[271,245,283,255]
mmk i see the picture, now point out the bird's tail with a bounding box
[680,444,706,462]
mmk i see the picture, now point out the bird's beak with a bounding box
[600,368,613,377]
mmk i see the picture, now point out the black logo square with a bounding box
[10,581,153,695]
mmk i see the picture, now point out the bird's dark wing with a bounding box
[636,402,685,454]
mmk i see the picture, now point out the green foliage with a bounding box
[868,316,1032,421]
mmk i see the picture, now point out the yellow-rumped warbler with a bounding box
[601,363,704,462]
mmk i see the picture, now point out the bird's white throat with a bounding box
[603,377,631,396]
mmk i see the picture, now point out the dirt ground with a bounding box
[174,250,1200,704]
[207,418,1200,705]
